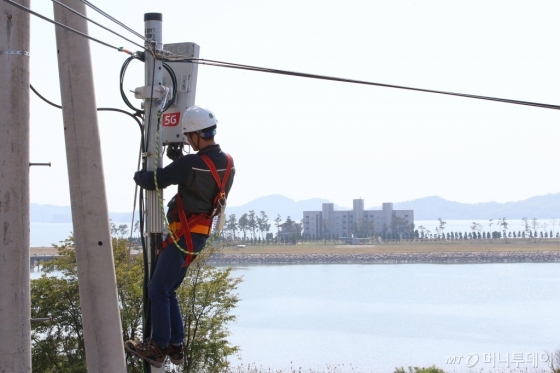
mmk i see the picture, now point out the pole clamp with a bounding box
[0,50,30,57]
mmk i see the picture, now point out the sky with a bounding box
[26,0,560,212]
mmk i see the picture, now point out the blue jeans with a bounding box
[149,233,207,348]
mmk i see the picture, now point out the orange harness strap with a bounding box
[160,153,233,267]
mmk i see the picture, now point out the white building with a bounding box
[303,199,414,239]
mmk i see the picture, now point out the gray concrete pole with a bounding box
[144,13,164,373]
[0,1,31,371]
[53,1,126,372]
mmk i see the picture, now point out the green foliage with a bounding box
[31,235,241,373]
[392,365,446,373]
[175,247,242,373]
[31,237,86,373]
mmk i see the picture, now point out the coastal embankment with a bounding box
[31,241,560,266]
[210,241,560,265]
[208,250,560,265]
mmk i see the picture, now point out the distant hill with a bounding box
[31,204,132,223]
[30,193,560,223]
[226,194,348,221]
[369,194,560,220]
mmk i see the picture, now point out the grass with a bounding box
[220,239,560,255]
[226,364,552,373]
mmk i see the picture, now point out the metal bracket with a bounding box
[29,162,51,167]
[133,86,166,100]
[1,50,30,57]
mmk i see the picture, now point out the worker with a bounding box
[125,106,235,367]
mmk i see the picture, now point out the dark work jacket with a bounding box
[134,144,235,223]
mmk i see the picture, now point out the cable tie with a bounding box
[118,47,132,55]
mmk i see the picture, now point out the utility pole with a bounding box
[143,12,164,373]
[0,1,31,371]
[53,1,126,372]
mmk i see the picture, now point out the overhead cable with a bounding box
[30,84,144,132]
[51,0,146,51]
[79,0,150,43]
[166,56,560,111]
[3,0,127,52]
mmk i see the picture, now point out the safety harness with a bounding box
[160,153,233,267]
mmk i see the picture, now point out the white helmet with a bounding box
[182,106,218,137]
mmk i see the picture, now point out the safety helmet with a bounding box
[182,106,218,138]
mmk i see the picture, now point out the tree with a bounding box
[437,218,447,237]
[390,216,407,239]
[418,225,426,240]
[531,218,539,243]
[274,214,282,239]
[238,213,249,241]
[497,217,509,243]
[110,219,129,239]
[177,247,242,373]
[551,218,558,239]
[488,219,494,240]
[225,214,238,240]
[258,211,270,240]
[247,210,257,239]
[31,236,144,373]
[470,222,482,241]
[31,236,242,373]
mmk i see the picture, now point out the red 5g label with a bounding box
[162,112,180,127]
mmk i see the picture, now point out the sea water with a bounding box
[227,263,560,372]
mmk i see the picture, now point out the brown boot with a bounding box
[163,343,184,365]
[125,338,166,368]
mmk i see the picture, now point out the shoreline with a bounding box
[208,251,560,265]
[31,241,560,265]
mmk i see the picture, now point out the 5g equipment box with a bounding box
[162,42,200,145]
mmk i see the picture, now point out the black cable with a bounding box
[30,84,145,148]
[167,56,560,112]
[97,108,143,131]
[13,0,560,112]
[79,0,150,43]
[3,0,123,52]
[120,56,144,114]
[162,62,177,112]
[51,0,147,51]
[30,84,61,109]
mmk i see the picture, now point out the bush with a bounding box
[393,365,446,373]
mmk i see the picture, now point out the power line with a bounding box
[3,0,125,52]
[11,0,559,112]
[166,56,560,111]
[79,0,150,43]
[51,0,146,51]
[30,84,143,130]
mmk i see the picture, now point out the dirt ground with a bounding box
[30,239,560,256]
[220,240,560,254]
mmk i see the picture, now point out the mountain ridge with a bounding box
[30,193,560,223]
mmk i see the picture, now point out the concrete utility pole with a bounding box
[53,1,126,372]
[143,13,164,373]
[0,1,31,371]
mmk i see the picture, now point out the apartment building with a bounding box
[303,199,414,238]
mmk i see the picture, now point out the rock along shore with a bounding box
[207,251,560,265]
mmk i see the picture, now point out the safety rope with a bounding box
[152,87,187,254]
[152,89,220,257]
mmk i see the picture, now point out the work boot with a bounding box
[125,338,166,368]
[163,343,184,365]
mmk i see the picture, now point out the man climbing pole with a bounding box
[125,106,235,367]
